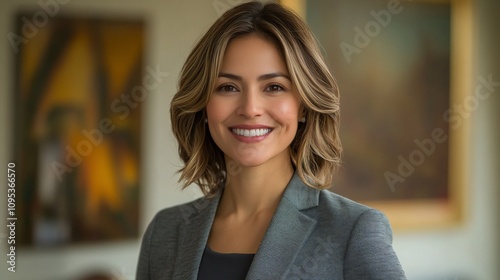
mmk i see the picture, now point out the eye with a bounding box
[265,83,285,93]
[216,84,239,93]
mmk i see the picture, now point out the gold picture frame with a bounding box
[281,0,472,230]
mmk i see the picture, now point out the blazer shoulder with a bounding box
[314,190,394,242]
[317,192,406,279]
[317,189,375,219]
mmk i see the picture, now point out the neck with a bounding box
[218,157,294,218]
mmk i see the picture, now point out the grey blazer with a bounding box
[136,173,406,279]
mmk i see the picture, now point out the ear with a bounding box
[201,110,208,124]
[298,105,306,123]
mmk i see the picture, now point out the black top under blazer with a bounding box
[136,172,407,279]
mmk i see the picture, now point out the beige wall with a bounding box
[0,0,498,279]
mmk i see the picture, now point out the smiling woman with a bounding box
[137,1,406,279]
[170,0,342,197]
[206,34,301,169]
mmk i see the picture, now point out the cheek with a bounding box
[206,97,228,123]
[270,97,301,124]
[205,100,224,149]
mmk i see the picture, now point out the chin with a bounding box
[227,152,285,171]
[229,158,266,168]
[225,154,268,169]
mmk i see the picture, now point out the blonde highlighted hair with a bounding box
[170,1,341,196]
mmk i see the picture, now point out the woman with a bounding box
[137,1,406,279]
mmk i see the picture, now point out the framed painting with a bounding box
[13,14,144,246]
[281,0,472,230]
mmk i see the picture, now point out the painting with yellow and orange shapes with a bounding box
[13,15,144,246]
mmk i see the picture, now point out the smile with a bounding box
[231,128,273,137]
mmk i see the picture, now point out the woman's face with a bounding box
[206,34,301,169]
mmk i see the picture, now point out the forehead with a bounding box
[219,34,289,76]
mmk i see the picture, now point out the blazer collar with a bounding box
[246,172,320,279]
[279,172,320,210]
[172,189,222,279]
[173,172,320,279]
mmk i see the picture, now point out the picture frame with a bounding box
[281,0,472,230]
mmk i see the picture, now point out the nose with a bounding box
[237,87,264,118]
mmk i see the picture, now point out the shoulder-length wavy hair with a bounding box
[170,1,341,196]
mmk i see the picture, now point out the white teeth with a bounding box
[231,128,272,137]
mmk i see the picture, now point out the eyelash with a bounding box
[216,84,238,93]
[215,83,286,93]
[264,84,285,93]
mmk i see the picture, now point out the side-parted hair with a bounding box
[170,1,341,196]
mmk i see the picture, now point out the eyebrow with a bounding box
[218,72,291,81]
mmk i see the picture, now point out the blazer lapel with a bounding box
[172,191,222,279]
[246,173,320,279]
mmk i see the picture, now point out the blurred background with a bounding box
[0,0,498,279]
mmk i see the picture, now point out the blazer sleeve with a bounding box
[343,209,406,280]
[136,214,157,280]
